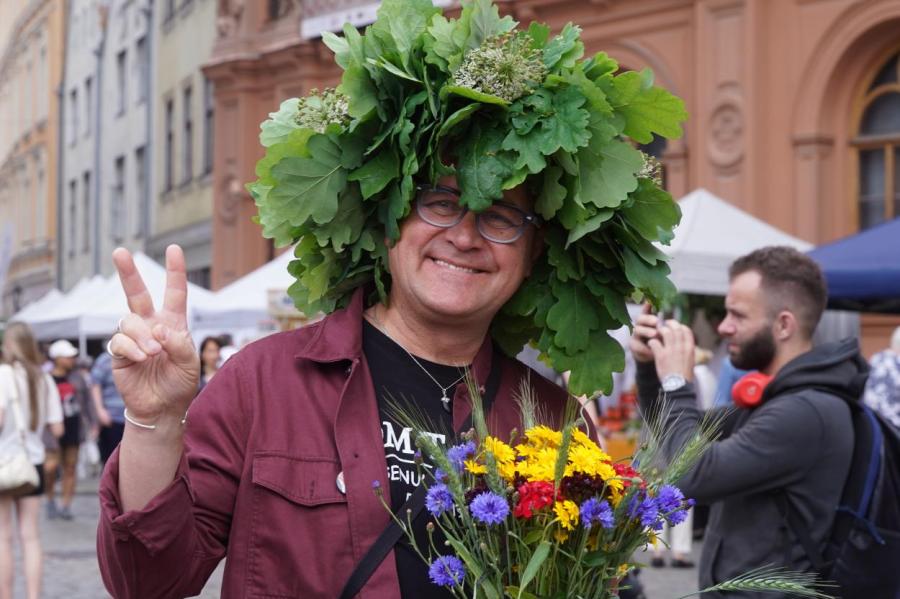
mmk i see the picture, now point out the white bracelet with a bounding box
[123,408,186,430]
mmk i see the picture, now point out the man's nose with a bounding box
[444,211,483,249]
[718,318,735,337]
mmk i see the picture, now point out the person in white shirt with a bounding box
[0,322,64,599]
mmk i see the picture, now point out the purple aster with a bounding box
[627,492,661,530]
[428,555,466,587]
[580,497,615,529]
[426,483,455,517]
[469,491,510,526]
[447,441,476,472]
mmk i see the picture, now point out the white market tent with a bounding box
[664,188,813,295]
[16,253,216,352]
[10,288,64,323]
[191,249,294,337]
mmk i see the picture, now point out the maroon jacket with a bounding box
[97,289,570,598]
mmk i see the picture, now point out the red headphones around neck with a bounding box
[731,372,773,409]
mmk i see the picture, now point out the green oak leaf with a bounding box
[619,179,681,243]
[348,149,399,199]
[268,135,347,226]
[372,0,441,70]
[536,166,566,220]
[577,135,643,209]
[313,187,367,252]
[259,98,301,147]
[622,246,677,302]
[543,23,584,71]
[546,282,600,352]
[608,69,687,143]
[566,209,614,247]
[456,122,515,211]
[465,0,516,49]
[547,329,624,395]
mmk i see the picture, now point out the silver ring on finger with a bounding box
[116,317,125,333]
[106,338,127,361]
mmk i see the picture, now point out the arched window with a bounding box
[855,51,900,229]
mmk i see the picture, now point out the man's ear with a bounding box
[774,310,798,341]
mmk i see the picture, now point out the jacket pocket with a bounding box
[247,453,352,598]
[251,453,347,506]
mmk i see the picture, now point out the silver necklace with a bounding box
[368,309,468,412]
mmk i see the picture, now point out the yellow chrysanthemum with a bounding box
[465,459,487,475]
[484,436,516,464]
[498,461,518,481]
[553,499,580,531]
[519,447,557,482]
[524,426,562,449]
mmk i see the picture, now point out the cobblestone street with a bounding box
[10,475,698,598]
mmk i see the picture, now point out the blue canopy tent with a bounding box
[808,218,900,313]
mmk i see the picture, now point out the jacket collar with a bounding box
[293,287,496,388]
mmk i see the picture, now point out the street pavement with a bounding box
[10,475,699,598]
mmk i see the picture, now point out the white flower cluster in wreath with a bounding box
[294,87,350,133]
[453,32,548,102]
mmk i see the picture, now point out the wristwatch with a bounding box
[661,374,687,393]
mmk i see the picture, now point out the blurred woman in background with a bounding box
[197,336,222,393]
[0,322,63,599]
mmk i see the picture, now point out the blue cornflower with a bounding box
[627,492,661,530]
[447,441,476,472]
[580,497,615,529]
[433,468,449,483]
[426,483,454,517]
[469,491,510,525]
[656,485,684,515]
[429,555,466,587]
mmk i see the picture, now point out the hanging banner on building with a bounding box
[300,0,452,39]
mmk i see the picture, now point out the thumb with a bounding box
[152,324,197,364]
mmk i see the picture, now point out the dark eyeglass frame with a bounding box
[414,184,541,244]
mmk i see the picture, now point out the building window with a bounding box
[69,88,79,144]
[855,51,900,229]
[68,180,77,257]
[135,146,146,237]
[113,156,126,241]
[116,49,127,115]
[164,98,174,191]
[203,78,214,175]
[85,76,93,137]
[82,171,91,253]
[182,85,193,184]
[136,36,148,103]
[187,266,211,290]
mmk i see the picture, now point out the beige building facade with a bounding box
[150,0,218,288]
[0,0,65,317]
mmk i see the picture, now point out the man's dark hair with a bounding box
[729,246,827,339]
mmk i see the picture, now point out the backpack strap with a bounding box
[776,491,828,573]
[337,356,503,599]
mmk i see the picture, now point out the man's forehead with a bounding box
[726,271,764,308]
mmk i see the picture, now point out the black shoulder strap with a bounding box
[776,491,828,573]
[338,359,503,599]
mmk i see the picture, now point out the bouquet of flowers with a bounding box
[382,380,834,599]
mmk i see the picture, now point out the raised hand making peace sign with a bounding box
[107,245,200,425]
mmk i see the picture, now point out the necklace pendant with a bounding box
[440,394,452,412]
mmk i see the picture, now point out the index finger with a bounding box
[161,245,188,329]
[112,248,155,318]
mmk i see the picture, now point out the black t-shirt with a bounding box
[363,320,464,599]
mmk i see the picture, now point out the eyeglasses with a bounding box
[414,184,541,244]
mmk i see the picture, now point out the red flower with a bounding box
[514,481,557,519]
[613,463,644,489]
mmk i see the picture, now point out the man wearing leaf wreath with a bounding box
[96,1,686,597]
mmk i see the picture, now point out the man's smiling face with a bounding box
[386,176,540,327]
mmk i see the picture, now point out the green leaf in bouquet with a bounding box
[583,51,619,81]
[339,64,378,119]
[525,22,550,49]
[268,135,347,226]
[437,104,482,140]
[542,23,584,71]
[505,588,540,599]
[464,0,516,49]
[517,540,552,598]
[619,179,681,244]
[371,0,441,70]
[366,57,422,83]
[312,186,367,251]
[348,149,400,199]
[423,14,458,70]
[259,98,302,147]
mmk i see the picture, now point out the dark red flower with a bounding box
[513,481,557,519]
